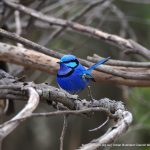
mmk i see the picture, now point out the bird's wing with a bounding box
[81,71,96,82]
[83,73,96,82]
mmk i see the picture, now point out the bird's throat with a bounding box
[57,69,74,77]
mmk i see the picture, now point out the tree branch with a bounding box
[0,28,63,58]
[0,69,133,150]
[0,69,125,113]
[0,1,146,149]
[4,0,150,59]
[43,0,113,44]
[0,87,39,139]
[78,110,132,150]
[60,115,68,150]
[0,42,149,86]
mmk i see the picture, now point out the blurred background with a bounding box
[0,0,150,150]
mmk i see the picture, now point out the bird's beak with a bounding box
[57,61,61,64]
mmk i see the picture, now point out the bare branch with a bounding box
[41,0,76,14]
[0,87,39,139]
[0,104,132,150]
[0,41,59,74]
[43,0,113,44]
[0,28,149,81]
[14,10,22,36]
[78,110,132,150]
[0,69,125,112]
[122,0,150,4]
[89,116,109,132]
[4,0,150,59]
[60,115,68,150]
[109,4,136,39]
[0,1,146,149]
[0,70,133,149]
[14,9,23,47]
[0,28,62,58]
[1,108,114,127]
[0,42,150,86]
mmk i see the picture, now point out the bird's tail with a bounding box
[87,57,110,73]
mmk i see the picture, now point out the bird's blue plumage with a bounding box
[56,55,110,94]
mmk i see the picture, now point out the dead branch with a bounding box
[60,115,68,150]
[0,70,132,150]
[78,110,132,150]
[44,0,113,44]
[0,69,124,112]
[0,28,62,58]
[0,87,39,139]
[4,0,150,59]
[0,1,147,149]
[0,41,59,74]
[0,42,149,86]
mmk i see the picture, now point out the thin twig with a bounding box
[25,0,46,32]
[110,4,136,40]
[0,108,114,128]
[60,115,68,150]
[78,110,133,150]
[14,10,23,48]
[122,0,150,4]
[89,116,109,132]
[41,0,76,14]
[14,10,21,36]
[43,0,108,45]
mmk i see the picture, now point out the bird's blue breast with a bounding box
[57,64,89,94]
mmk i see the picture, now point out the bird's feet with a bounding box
[87,86,95,103]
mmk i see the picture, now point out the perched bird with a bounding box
[57,54,110,97]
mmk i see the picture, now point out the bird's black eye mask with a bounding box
[62,59,79,68]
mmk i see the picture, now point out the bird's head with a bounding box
[57,54,79,68]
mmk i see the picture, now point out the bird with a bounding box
[56,54,110,99]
